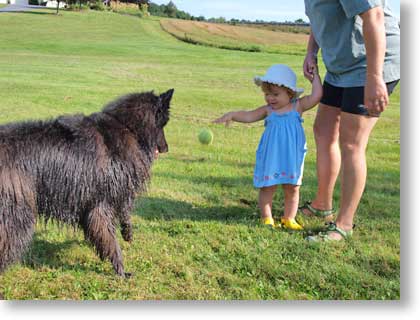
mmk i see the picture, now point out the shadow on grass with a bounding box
[19,11,56,15]
[154,170,255,190]
[23,236,104,274]
[168,153,256,169]
[4,10,57,15]
[136,196,259,224]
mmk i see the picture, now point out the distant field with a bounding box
[241,23,310,35]
[160,19,308,55]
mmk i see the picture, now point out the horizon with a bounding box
[150,0,400,22]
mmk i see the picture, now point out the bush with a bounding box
[109,1,143,17]
[66,4,89,11]
[89,1,108,11]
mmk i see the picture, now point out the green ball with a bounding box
[198,128,213,145]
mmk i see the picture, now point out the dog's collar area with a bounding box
[102,111,138,137]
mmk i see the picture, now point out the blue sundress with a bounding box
[253,103,307,188]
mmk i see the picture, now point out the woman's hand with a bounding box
[213,112,233,126]
[364,74,389,117]
[360,7,388,117]
[303,52,318,81]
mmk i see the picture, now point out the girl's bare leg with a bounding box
[258,185,277,220]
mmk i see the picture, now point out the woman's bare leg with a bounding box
[303,104,341,214]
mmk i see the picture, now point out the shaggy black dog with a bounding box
[0,89,173,277]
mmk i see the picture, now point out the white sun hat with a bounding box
[254,64,304,98]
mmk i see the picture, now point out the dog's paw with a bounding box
[121,224,133,242]
[122,231,133,243]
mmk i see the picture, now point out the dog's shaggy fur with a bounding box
[0,89,173,277]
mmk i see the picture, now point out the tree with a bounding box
[138,0,150,16]
[55,0,61,14]
[164,1,177,18]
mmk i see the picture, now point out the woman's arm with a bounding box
[303,30,320,81]
[360,6,389,116]
[298,66,323,113]
[213,105,268,126]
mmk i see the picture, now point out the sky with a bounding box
[151,0,400,22]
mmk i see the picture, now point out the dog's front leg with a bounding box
[120,214,133,243]
[84,204,129,277]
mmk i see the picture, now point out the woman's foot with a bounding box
[298,201,335,222]
[306,222,353,242]
[280,217,304,231]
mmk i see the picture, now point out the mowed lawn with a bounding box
[0,10,400,300]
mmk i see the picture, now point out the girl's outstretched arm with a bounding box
[213,105,268,126]
[298,66,323,113]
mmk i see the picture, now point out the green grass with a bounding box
[0,10,400,300]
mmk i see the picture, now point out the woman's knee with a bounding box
[339,113,377,155]
[339,139,367,156]
[314,125,339,147]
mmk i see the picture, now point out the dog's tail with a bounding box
[0,168,36,273]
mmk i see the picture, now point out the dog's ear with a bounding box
[159,89,174,109]
[155,89,173,127]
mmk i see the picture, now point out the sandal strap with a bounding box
[300,201,335,217]
[306,223,354,242]
[325,222,353,239]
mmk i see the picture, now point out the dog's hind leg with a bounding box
[0,171,36,273]
[83,203,128,277]
[0,204,36,273]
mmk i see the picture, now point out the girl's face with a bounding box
[262,85,292,109]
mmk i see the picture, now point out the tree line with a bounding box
[121,0,309,26]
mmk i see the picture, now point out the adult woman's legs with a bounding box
[330,112,379,238]
[302,104,341,215]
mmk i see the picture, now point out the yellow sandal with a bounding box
[280,217,304,231]
[261,217,275,227]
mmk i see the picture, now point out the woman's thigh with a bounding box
[314,104,341,143]
[339,112,378,150]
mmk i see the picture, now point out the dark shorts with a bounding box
[320,80,400,116]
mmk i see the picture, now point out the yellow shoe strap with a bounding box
[262,217,275,226]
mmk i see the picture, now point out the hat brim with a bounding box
[254,76,304,98]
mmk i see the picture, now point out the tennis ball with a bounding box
[198,128,213,145]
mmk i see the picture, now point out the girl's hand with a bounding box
[303,52,318,81]
[308,64,319,83]
[213,112,233,126]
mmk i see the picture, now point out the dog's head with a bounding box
[103,89,174,154]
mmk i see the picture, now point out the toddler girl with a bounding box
[213,64,322,230]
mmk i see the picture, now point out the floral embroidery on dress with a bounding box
[254,172,297,182]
